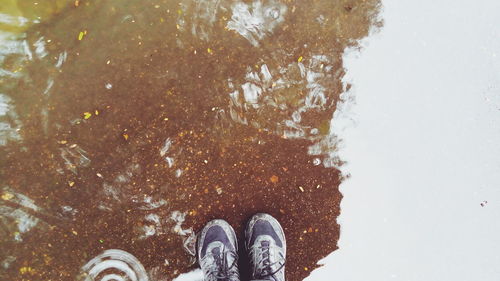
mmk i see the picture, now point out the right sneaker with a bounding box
[197,219,240,281]
[245,213,286,281]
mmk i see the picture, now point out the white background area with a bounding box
[308,0,500,281]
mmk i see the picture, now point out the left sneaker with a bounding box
[197,219,240,281]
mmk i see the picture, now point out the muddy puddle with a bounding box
[0,0,381,280]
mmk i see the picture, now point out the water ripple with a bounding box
[80,249,149,281]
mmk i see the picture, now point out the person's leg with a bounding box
[245,213,286,281]
[197,219,240,281]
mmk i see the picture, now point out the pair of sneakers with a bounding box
[197,213,286,281]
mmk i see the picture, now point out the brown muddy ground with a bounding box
[0,0,381,280]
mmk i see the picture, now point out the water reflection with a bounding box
[0,0,381,280]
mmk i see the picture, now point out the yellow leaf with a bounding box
[19,267,35,275]
[95,110,99,115]
[83,112,92,119]
[207,48,213,54]
[68,181,75,187]
[297,56,303,62]
[1,193,14,201]
[78,31,85,40]
[270,175,279,183]
[123,133,129,140]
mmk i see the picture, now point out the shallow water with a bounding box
[0,0,381,280]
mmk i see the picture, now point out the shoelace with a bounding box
[252,241,286,280]
[203,245,239,281]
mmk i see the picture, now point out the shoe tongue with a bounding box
[260,240,272,268]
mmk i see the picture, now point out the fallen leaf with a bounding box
[1,193,14,201]
[83,112,92,119]
[19,267,35,275]
[270,175,279,183]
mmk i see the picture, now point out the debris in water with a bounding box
[312,158,321,166]
[298,186,305,192]
[19,267,35,275]
[1,192,14,201]
[270,175,279,183]
[78,31,86,41]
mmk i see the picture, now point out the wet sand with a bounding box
[0,0,381,280]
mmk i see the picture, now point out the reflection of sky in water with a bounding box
[308,1,500,280]
[0,0,381,280]
[0,94,23,145]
